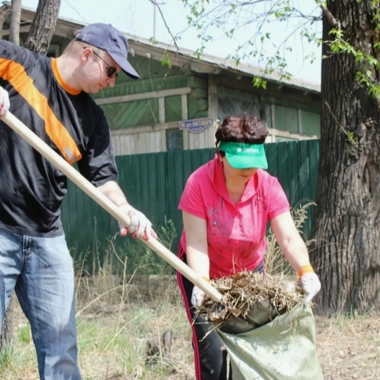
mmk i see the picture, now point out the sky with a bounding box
[20,0,322,85]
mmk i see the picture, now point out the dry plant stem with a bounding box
[110,241,129,330]
[76,285,125,317]
[198,272,304,328]
[265,201,315,275]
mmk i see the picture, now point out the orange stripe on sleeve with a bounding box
[0,58,82,164]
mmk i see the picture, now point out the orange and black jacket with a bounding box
[0,40,118,236]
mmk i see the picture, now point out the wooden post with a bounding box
[208,74,219,147]
[182,93,189,149]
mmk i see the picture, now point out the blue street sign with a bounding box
[179,118,214,133]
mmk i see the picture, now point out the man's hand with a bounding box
[191,286,205,309]
[118,204,155,240]
[0,87,10,117]
[300,272,321,304]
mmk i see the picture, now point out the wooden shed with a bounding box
[0,3,321,155]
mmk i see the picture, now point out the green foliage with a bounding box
[323,1,380,99]
[330,34,380,97]
[346,131,356,146]
[180,0,380,100]
[17,325,32,344]
[180,0,322,78]
[252,76,267,89]
[72,220,178,276]
[0,346,14,372]
[125,243,173,275]
[149,37,159,45]
[122,220,178,276]
[161,50,172,67]
[156,219,178,251]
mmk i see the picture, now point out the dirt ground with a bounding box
[314,311,380,379]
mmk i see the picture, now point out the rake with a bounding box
[1,111,222,303]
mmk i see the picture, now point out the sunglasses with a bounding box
[91,49,119,78]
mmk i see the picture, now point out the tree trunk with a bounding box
[9,0,21,45]
[0,297,14,350]
[24,0,61,54]
[311,0,380,315]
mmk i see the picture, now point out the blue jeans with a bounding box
[0,229,81,380]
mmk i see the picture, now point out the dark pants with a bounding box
[176,245,263,380]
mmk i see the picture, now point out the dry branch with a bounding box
[197,272,304,333]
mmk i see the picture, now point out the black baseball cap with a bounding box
[75,23,139,79]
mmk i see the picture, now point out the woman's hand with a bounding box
[191,286,205,309]
[300,272,321,304]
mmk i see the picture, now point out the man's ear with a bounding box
[81,47,92,61]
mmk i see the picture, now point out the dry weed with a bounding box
[2,276,380,379]
[265,201,315,275]
[198,272,303,329]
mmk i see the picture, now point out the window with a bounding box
[274,105,298,133]
[301,111,320,137]
[166,129,183,151]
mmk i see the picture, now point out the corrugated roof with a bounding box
[125,34,320,93]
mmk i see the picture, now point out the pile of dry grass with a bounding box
[198,272,304,331]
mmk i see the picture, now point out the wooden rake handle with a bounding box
[1,111,223,302]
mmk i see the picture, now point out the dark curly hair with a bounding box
[215,113,268,149]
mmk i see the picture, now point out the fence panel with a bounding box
[61,140,320,266]
[166,148,215,246]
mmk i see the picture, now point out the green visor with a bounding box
[219,141,268,169]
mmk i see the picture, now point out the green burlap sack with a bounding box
[217,302,323,380]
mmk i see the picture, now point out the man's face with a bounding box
[80,47,121,94]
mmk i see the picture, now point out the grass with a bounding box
[0,220,192,380]
[0,276,193,380]
[2,273,379,380]
[1,206,379,379]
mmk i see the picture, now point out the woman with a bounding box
[176,113,321,380]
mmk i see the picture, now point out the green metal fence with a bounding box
[61,139,320,266]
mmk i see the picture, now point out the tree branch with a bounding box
[320,4,339,28]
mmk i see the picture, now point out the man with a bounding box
[0,23,153,379]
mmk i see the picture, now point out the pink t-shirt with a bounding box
[179,156,290,279]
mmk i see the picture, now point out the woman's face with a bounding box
[220,155,257,183]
